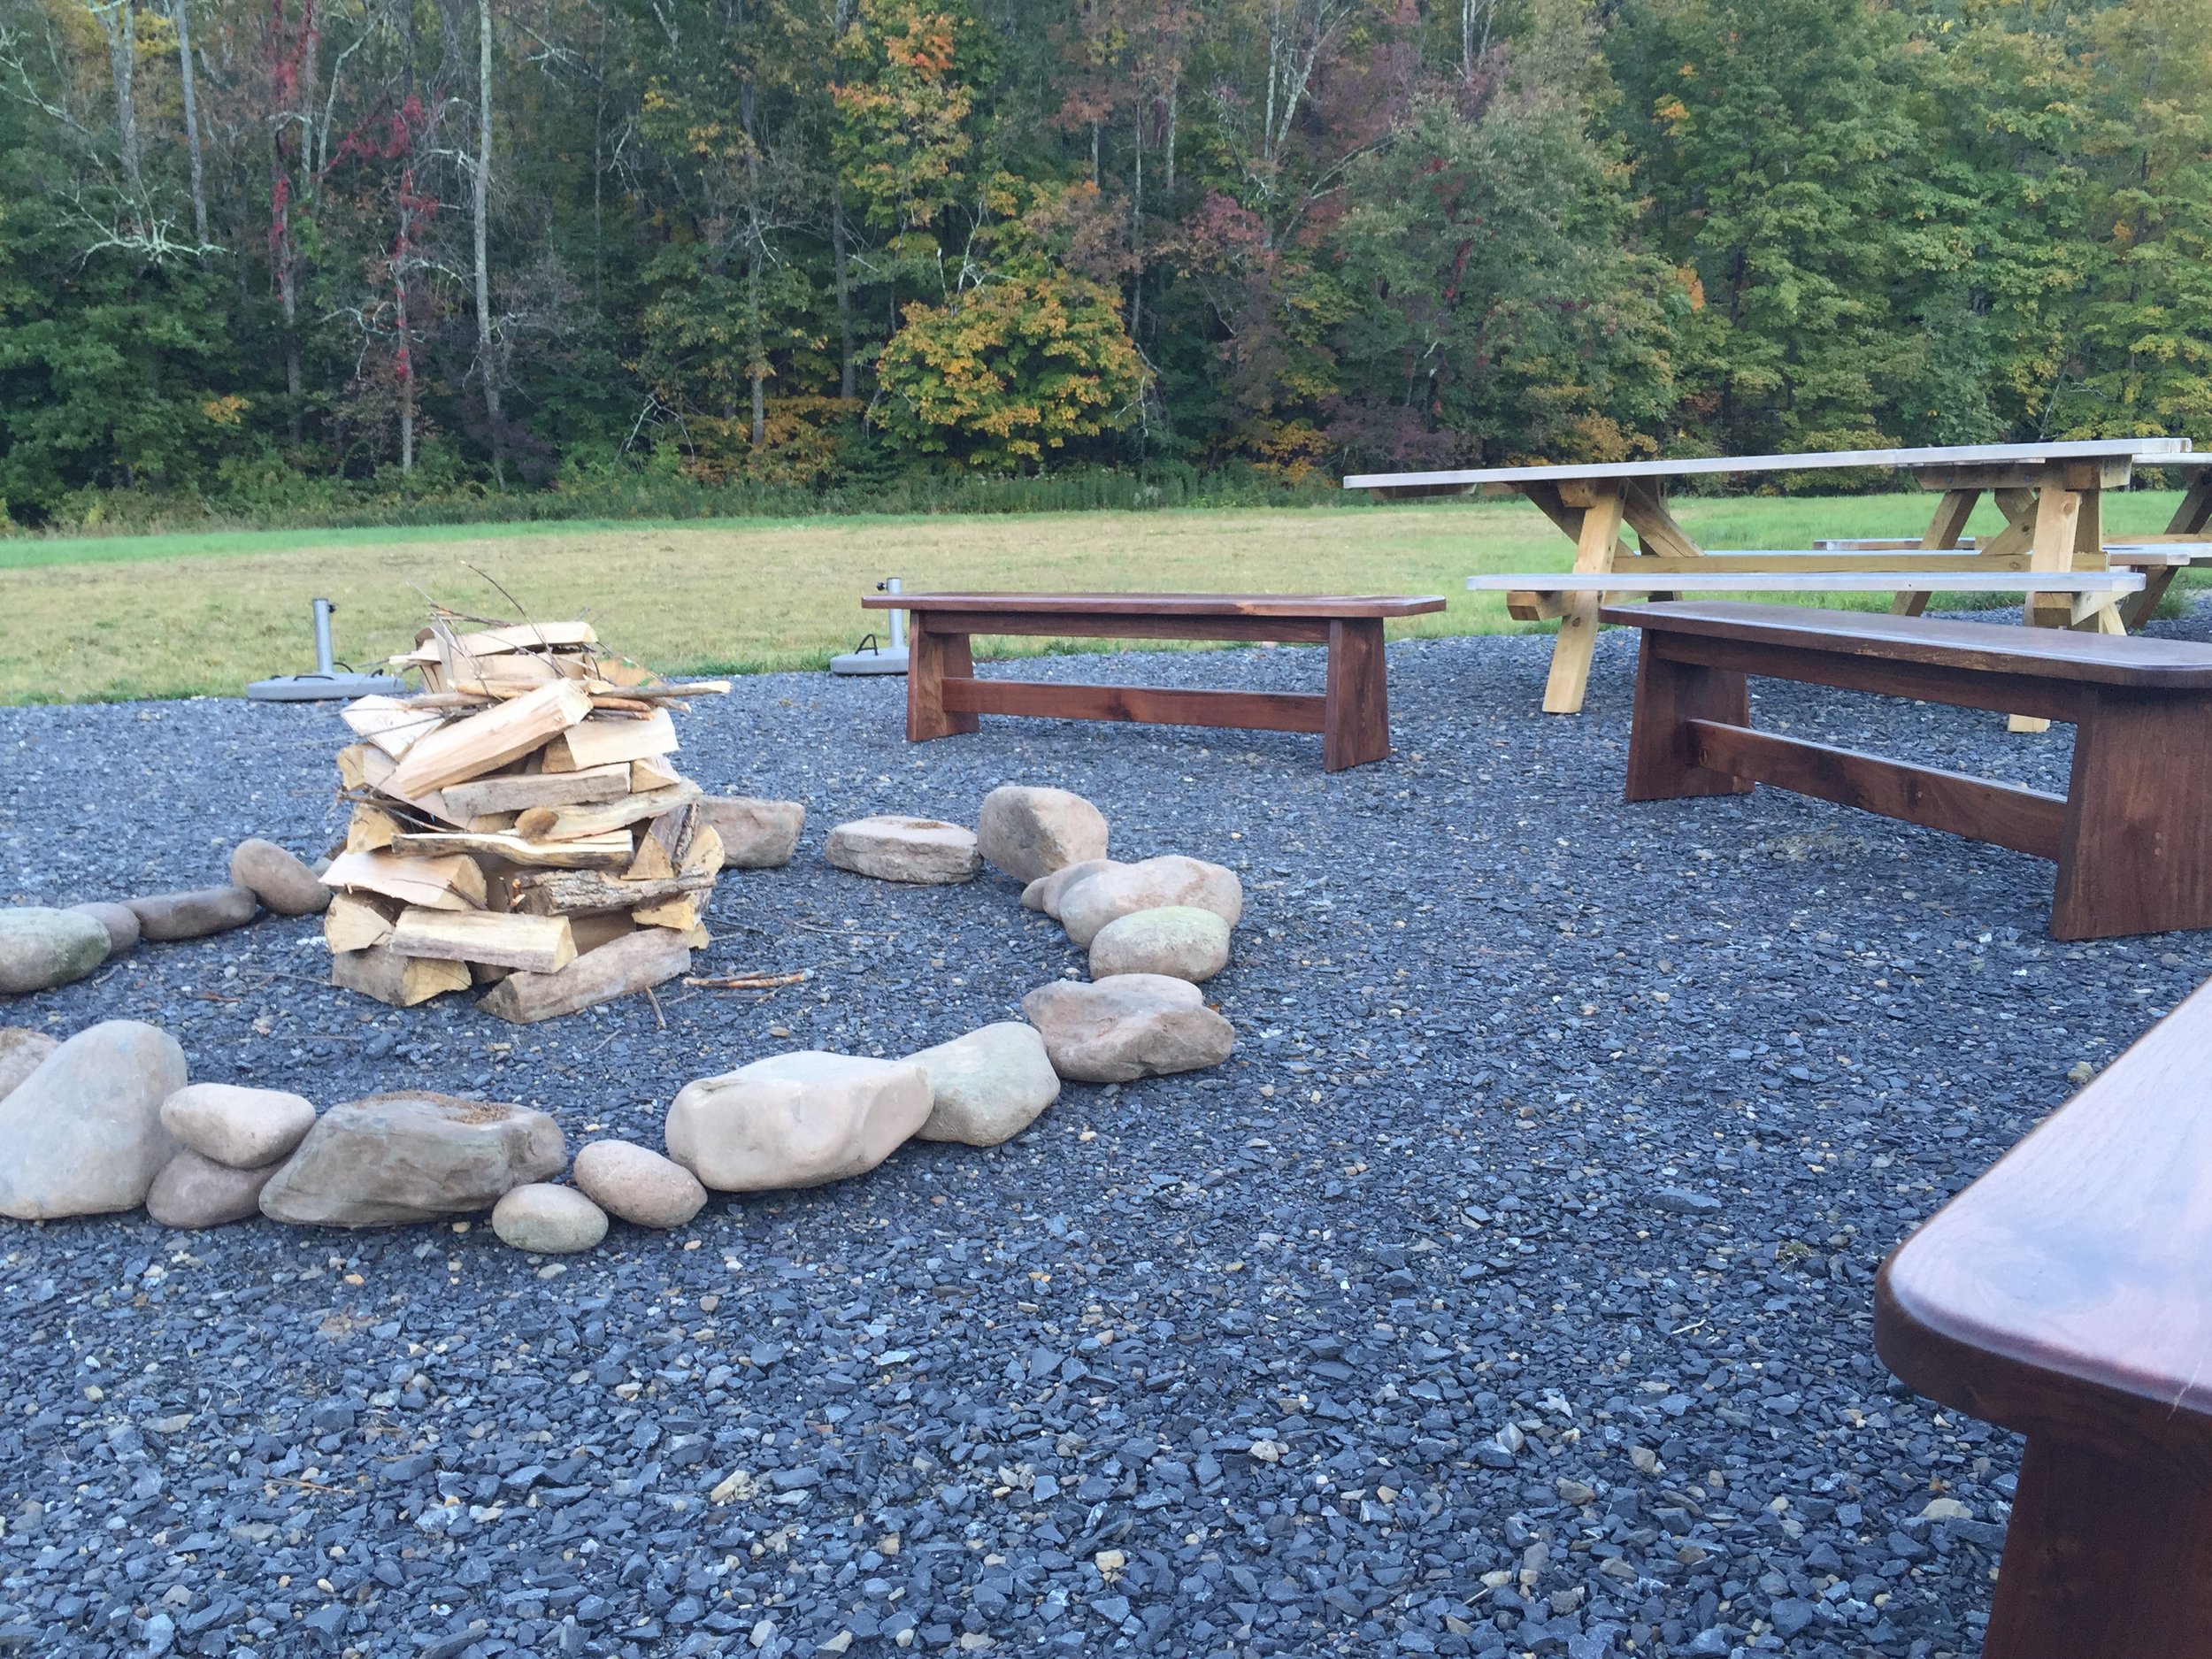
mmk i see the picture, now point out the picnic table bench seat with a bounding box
[1603,600,2212,939]
[1876,978,2212,1658]
[859,591,1446,772]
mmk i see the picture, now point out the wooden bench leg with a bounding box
[1979,1435,2212,1659]
[906,619,979,742]
[2051,688,2212,938]
[1323,618,1390,771]
[1623,639,1754,802]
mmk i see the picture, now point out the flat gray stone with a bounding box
[907,1022,1062,1147]
[824,816,979,884]
[572,1139,708,1228]
[976,787,1109,883]
[127,886,258,941]
[1022,974,1234,1082]
[0,907,111,994]
[230,839,331,916]
[698,797,806,869]
[491,1183,608,1253]
[160,1083,317,1170]
[0,1028,59,1102]
[258,1092,565,1226]
[666,1051,930,1191]
[0,1019,187,1219]
[147,1149,278,1228]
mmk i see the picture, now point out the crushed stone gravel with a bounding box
[5,609,2211,1659]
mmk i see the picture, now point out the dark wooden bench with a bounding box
[858,592,1447,772]
[1875,980,2212,1658]
[1601,601,2212,940]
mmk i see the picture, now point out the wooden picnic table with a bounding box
[1343,438,2194,718]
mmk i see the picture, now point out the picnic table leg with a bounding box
[2011,479,2085,733]
[2121,564,2177,630]
[2050,688,2212,939]
[1541,484,1625,715]
[1977,1434,2212,1659]
[1622,638,1753,803]
[1893,487,1981,616]
[905,617,979,742]
[1322,618,1390,771]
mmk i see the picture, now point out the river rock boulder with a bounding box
[160,1083,317,1170]
[1089,905,1233,984]
[258,1092,565,1226]
[491,1184,608,1254]
[1057,856,1243,948]
[1022,975,1234,1082]
[0,1028,59,1102]
[0,1020,188,1219]
[147,1149,279,1228]
[977,787,1109,883]
[0,907,111,995]
[67,902,141,956]
[572,1140,708,1228]
[1022,858,1120,918]
[230,840,332,916]
[698,797,806,869]
[906,1022,1062,1147]
[824,816,980,884]
[665,1051,930,1191]
[127,886,259,942]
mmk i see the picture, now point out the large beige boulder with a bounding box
[906,1023,1062,1147]
[1089,905,1233,984]
[824,816,980,885]
[258,1093,565,1226]
[147,1149,280,1228]
[664,1052,930,1191]
[491,1184,608,1254]
[1022,975,1234,1082]
[0,1020,187,1219]
[698,797,806,869]
[127,886,258,941]
[572,1139,708,1228]
[0,1028,59,1103]
[976,787,1109,883]
[0,907,111,995]
[1021,858,1120,918]
[1057,856,1243,948]
[230,840,331,916]
[160,1083,317,1170]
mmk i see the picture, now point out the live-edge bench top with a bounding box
[1600,600,2212,690]
[1878,978,2212,1425]
[862,592,1448,621]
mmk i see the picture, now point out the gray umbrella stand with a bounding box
[246,598,406,702]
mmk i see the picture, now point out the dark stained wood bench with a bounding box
[1601,601,2212,940]
[858,592,1447,772]
[1875,980,2212,1658]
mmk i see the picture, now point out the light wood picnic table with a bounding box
[1343,438,2194,720]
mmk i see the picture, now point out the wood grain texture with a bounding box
[906,618,979,741]
[2051,689,2212,940]
[863,592,1448,620]
[1686,720,2066,859]
[1323,618,1390,771]
[941,678,1328,734]
[1622,641,1752,802]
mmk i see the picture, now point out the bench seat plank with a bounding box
[1469,572,2141,594]
[864,592,1448,621]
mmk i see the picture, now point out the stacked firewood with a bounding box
[322,612,729,1022]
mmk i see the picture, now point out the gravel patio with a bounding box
[6,613,2210,1659]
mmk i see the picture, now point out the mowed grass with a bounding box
[0,489,2194,703]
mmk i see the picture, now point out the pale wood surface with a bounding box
[541,709,679,772]
[382,680,594,798]
[439,762,630,819]
[478,929,692,1025]
[1473,572,2143,594]
[513,780,700,843]
[864,592,1448,620]
[319,849,488,910]
[389,829,637,870]
[329,945,471,1008]
[388,908,578,974]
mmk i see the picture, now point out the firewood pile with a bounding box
[321,611,730,1023]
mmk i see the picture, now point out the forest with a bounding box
[0,0,2208,527]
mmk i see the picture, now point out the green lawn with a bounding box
[0,490,2193,703]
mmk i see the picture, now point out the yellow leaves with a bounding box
[1654,96,1692,136]
[201,396,250,426]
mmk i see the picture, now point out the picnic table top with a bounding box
[1878,975,2212,1423]
[1342,437,2192,492]
[1600,600,2212,688]
[1470,572,2143,594]
[861,592,1448,620]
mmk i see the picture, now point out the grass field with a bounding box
[0,490,2195,703]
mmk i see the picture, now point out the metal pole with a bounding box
[311,599,337,676]
[885,578,906,653]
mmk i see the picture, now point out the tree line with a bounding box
[0,0,2207,526]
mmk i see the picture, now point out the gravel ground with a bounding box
[5,610,2212,1659]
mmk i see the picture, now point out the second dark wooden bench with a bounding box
[859,592,1447,772]
[1875,978,2212,1658]
[1601,600,2212,939]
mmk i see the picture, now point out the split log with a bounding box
[506,868,715,916]
[341,694,442,759]
[514,780,701,843]
[627,806,692,880]
[569,911,638,953]
[631,893,701,931]
[388,907,578,973]
[323,892,400,952]
[345,802,406,853]
[337,743,456,824]
[319,849,488,910]
[330,944,471,1007]
[630,756,684,792]
[539,709,677,772]
[448,619,598,657]
[679,818,725,878]
[477,929,692,1025]
[391,829,635,871]
[385,680,594,799]
[442,763,630,818]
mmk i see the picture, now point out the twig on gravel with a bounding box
[684,972,810,990]
[644,986,667,1031]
